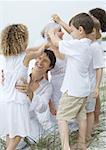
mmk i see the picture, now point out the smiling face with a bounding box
[35,53,51,71]
[31,53,51,80]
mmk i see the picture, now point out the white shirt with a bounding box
[28,79,54,140]
[29,79,53,114]
[0,53,28,104]
[89,41,105,92]
[0,55,4,85]
[59,38,92,97]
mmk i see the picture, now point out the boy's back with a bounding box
[59,38,92,97]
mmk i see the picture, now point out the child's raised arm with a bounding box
[52,14,71,34]
[23,42,49,67]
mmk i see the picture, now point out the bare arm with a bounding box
[15,77,39,101]
[47,29,61,48]
[52,14,71,34]
[49,99,57,116]
[27,46,41,52]
[94,68,103,98]
[23,43,48,67]
[26,42,47,52]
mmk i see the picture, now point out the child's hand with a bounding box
[52,14,61,24]
[15,78,28,93]
[49,100,57,116]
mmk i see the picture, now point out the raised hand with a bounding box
[51,14,61,24]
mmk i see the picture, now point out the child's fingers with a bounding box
[15,85,27,93]
[20,77,27,84]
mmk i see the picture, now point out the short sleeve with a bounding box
[59,40,81,57]
[92,43,105,69]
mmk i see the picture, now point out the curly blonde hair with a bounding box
[1,24,28,56]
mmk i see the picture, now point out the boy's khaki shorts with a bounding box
[56,92,87,122]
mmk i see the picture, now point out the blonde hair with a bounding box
[1,24,28,56]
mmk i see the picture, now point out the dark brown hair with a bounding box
[89,8,106,32]
[69,13,94,34]
[44,49,56,71]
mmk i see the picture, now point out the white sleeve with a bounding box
[59,40,80,56]
[92,44,105,69]
[29,84,53,113]
[17,63,28,82]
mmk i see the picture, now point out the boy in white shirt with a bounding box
[47,13,94,150]
[52,14,104,143]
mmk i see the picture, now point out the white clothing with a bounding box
[29,79,55,140]
[0,55,4,85]
[29,79,53,113]
[86,41,104,113]
[59,38,92,97]
[88,41,104,92]
[0,53,28,104]
[50,57,66,108]
[0,53,31,138]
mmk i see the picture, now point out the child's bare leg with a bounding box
[6,136,21,150]
[58,120,71,150]
[94,96,100,125]
[78,118,87,150]
[6,135,10,147]
[86,112,94,140]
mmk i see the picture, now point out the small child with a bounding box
[0,24,30,150]
[89,8,106,124]
[89,8,106,33]
[86,17,104,141]
[52,14,105,142]
[48,13,94,150]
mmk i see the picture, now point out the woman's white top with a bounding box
[29,79,53,114]
[50,57,66,108]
